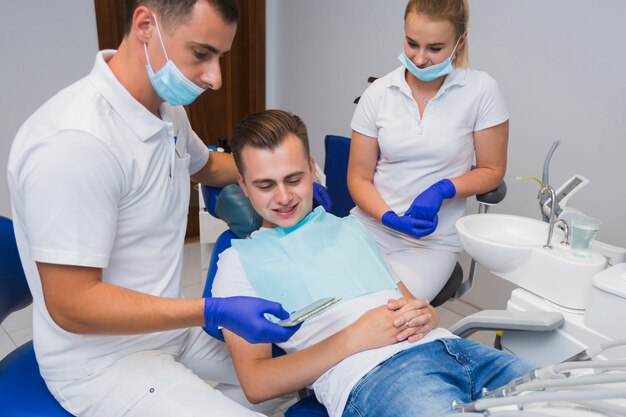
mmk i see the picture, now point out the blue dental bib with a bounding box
[232,207,398,314]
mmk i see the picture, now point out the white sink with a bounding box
[456,214,607,309]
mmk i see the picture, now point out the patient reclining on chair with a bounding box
[212,109,534,417]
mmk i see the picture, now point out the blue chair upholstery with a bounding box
[202,228,236,342]
[0,216,73,416]
[284,394,328,417]
[0,218,31,324]
[323,135,355,218]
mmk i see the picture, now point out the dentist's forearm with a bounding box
[38,262,204,334]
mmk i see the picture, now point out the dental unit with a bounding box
[449,141,626,415]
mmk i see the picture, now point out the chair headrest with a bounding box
[214,184,263,239]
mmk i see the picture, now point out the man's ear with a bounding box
[131,6,154,44]
[236,173,248,197]
[309,156,316,176]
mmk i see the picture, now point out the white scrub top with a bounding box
[351,66,509,251]
[7,50,210,381]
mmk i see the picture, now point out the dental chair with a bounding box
[201,183,564,417]
[0,216,74,416]
[199,134,536,416]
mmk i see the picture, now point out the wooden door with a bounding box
[93,0,265,238]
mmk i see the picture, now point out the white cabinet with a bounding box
[198,186,228,279]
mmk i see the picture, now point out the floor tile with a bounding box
[0,326,17,361]
[436,304,465,329]
[7,326,33,348]
[440,298,480,318]
[1,304,32,332]
[467,330,497,348]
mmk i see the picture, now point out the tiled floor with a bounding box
[1,240,495,416]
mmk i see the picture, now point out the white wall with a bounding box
[267,0,407,162]
[267,0,626,308]
[0,1,99,217]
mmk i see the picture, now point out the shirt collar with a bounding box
[88,50,171,142]
[388,64,468,97]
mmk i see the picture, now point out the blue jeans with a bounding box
[342,338,535,417]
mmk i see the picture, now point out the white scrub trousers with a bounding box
[46,327,280,417]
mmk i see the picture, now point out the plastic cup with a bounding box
[570,214,602,258]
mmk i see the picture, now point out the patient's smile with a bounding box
[273,203,298,217]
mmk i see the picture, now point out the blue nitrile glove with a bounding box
[405,179,456,221]
[381,211,438,239]
[313,182,332,212]
[204,297,301,343]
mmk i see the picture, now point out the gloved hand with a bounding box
[381,211,438,239]
[405,179,456,221]
[204,296,301,344]
[313,182,332,212]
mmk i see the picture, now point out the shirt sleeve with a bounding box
[474,73,510,132]
[350,82,380,139]
[18,131,124,267]
[211,247,257,298]
[187,129,210,175]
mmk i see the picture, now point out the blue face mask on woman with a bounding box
[398,37,462,82]
[144,14,206,106]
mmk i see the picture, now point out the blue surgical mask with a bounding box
[144,14,205,106]
[398,37,462,82]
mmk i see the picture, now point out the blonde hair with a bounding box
[404,0,470,68]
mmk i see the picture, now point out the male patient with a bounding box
[212,109,534,417]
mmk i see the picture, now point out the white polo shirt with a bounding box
[7,50,210,381]
[351,66,509,251]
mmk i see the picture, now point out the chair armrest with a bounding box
[468,164,507,206]
[448,310,564,338]
[476,180,507,205]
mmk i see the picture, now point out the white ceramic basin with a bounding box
[456,214,556,274]
[456,214,607,309]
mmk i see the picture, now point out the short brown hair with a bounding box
[230,110,310,174]
[124,0,239,35]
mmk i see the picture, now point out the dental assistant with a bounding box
[348,0,509,300]
[7,1,297,416]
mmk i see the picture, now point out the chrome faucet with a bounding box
[538,185,557,249]
[555,219,570,246]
